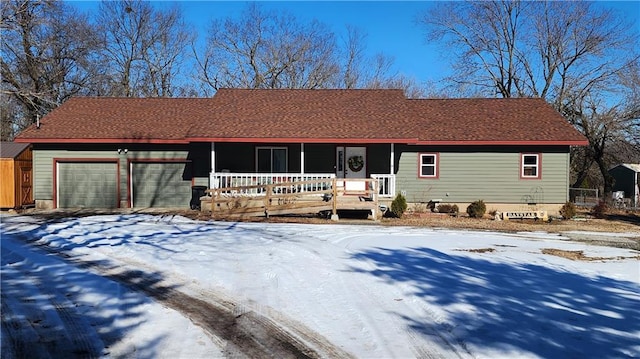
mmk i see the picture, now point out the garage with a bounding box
[57,161,118,208]
[130,161,192,208]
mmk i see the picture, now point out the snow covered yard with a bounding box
[1,213,639,358]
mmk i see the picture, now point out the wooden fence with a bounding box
[204,177,380,220]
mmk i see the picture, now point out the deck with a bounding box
[201,178,382,220]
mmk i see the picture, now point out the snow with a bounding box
[2,213,639,358]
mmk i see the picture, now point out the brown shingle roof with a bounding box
[187,89,414,142]
[15,89,587,145]
[16,97,215,144]
[406,98,588,144]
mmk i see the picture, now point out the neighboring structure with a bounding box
[14,89,587,212]
[0,142,34,209]
[609,164,640,208]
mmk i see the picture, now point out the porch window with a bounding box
[257,147,288,173]
[419,153,438,178]
[521,153,541,179]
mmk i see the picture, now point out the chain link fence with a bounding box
[569,188,599,207]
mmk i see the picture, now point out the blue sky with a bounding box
[70,1,639,86]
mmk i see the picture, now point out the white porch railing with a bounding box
[371,174,396,198]
[210,173,335,196]
[210,172,396,197]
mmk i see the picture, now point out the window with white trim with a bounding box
[419,153,438,178]
[521,153,540,179]
[257,147,287,173]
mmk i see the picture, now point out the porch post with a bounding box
[300,143,305,174]
[390,143,395,174]
[210,142,216,187]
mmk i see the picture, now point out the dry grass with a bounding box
[382,212,639,234]
[541,248,640,261]
[458,248,496,253]
[185,208,640,234]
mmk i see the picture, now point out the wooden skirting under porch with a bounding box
[201,178,381,221]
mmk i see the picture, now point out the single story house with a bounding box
[0,142,34,209]
[14,88,587,213]
[608,163,640,207]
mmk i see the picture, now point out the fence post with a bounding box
[372,179,379,220]
[264,183,272,218]
[211,189,217,219]
[331,177,339,221]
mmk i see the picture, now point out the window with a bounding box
[521,153,541,179]
[256,147,287,173]
[419,153,438,178]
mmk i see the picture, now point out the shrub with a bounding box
[559,201,577,219]
[592,201,608,219]
[466,200,486,218]
[437,203,459,214]
[390,193,408,218]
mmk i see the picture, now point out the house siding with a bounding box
[215,143,303,173]
[304,144,335,173]
[395,145,570,204]
[32,144,208,207]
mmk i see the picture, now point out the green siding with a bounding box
[32,144,194,207]
[396,149,570,204]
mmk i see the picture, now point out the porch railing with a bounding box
[210,172,396,197]
[211,173,335,196]
[371,174,396,198]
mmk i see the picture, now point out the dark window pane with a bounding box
[422,165,435,176]
[422,155,435,165]
[523,155,537,165]
[257,149,271,172]
[273,149,287,173]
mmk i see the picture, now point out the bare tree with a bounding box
[420,0,640,196]
[196,3,340,92]
[1,0,99,135]
[96,0,194,97]
[338,25,367,89]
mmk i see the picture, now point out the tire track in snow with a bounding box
[1,241,104,358]
[24,239,354,359]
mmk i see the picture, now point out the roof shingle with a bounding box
[15,89,587,145]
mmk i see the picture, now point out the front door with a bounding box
[345,147,366,179]
[337,146,367,192]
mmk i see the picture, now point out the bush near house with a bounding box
[390,193,408,218]
[466,200,486,218]
[559,201,577,219]
[592,201,608,219]
[437,203,459,215]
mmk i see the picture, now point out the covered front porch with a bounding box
[207,142,397,198]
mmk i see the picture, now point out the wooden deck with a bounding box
[201,178,381,221]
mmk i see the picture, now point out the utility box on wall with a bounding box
[0,142,34,209]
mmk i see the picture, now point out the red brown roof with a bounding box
[15,89,587,145]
